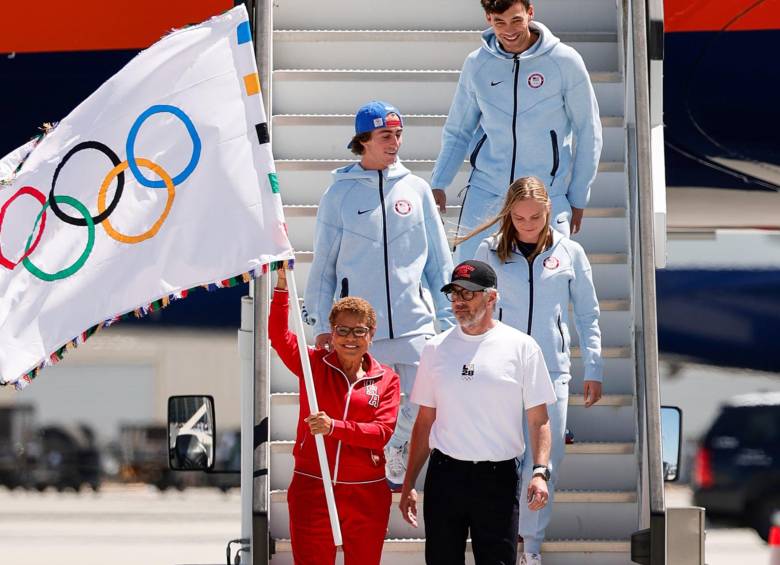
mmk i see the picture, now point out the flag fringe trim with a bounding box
[0,123,58,186]
[7,259,293,391]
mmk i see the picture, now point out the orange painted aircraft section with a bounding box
[665,0,780,33]
[1,1,234,53]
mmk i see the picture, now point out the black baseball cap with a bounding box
[441,260,497,292]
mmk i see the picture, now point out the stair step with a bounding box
[269,441,636,491]
[273,30,618,72]
[271,113,624,162]
[269,538,631,565]
[269,489,637,540]
[270,353,635,396]
[271,70,624,116]
[281,201,629,254]
[274,160,627,208]
[268,393,634,442]
[287,251,631,300]
[273,0,620,33]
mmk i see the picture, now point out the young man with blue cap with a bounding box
[304,100,455,487]
[431,0,603,262]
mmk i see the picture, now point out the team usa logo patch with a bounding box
[528,72,545,89]
[393,199,412,216]
[543,256,560,270]
[461,363,475,380]
[365,383,380,407]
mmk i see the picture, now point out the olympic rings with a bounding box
[98,158,175,244]
[126,105,201,188]
[0,187,48,270]
[0,104,199,281]
[49,141,125,227]
[22,195,95,282]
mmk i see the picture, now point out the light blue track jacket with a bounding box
[474,230,603,381]
[431,22,602,209]
[304,161,455,341]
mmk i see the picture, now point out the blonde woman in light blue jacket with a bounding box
[466,176,603,564]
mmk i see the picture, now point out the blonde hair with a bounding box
[457,176,553,263]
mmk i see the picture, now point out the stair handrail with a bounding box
[624,0,666,562]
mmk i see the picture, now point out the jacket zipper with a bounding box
[557,313,565,352]
[378,171,394,339]
[549,130,559,185]
[323,354,382,484]
[498,307,503,322]
[526,254,538,335]
[470,133,488,168]
[510,55,520,184]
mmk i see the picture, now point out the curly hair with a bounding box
[348,131,373,156]
[329,296,377,329]
[481,0,531,14]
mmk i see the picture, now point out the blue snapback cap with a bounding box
[347,101,404,149]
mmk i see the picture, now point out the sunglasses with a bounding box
[444,288,487,302]
[333,325,371,338]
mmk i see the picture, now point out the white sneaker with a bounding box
[384,442,407,486]
[519,552,542,565]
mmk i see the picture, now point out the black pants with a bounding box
[423,449,519,565]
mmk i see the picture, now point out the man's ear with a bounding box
[528,5,535,20]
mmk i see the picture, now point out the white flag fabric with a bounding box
[0,5,293,389]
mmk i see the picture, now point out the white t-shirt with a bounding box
[411,322,556,461]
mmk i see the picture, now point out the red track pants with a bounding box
[288,472,391,565]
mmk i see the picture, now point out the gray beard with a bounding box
[455,302,489,330]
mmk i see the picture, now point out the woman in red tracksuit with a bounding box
[269,268,401,565]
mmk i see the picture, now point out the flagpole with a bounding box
[285,271,344,546]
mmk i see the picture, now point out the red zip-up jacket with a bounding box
[269,289,400,484]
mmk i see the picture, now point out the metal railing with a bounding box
[624,0,666,563]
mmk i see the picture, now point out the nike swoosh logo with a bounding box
[556,218,567,224]
[357,209,372,215]
[490,81,503,86]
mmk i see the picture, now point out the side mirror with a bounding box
[167,396,215,471]
[661,406,682,482]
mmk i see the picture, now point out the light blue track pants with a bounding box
[453,185,572,263]
[369,334,430,450]
[518,373,570,553]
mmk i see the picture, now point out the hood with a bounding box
[481,21,560,61]
[487,227,566,252]
[331,160,411,186]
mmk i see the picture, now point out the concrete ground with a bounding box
[0,483,771,565]
[0,483,241,565]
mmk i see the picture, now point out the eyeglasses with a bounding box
[444,288,487,302]
[333,325,371,338]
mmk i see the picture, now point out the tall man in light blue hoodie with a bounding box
[304,101,455,487]
[431,0,603,262]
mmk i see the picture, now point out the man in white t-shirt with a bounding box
[398,260,556,565]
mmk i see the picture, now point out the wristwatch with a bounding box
[532,464,551,481]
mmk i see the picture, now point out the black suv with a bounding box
[693,393,780,541]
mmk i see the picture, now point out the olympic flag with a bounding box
[0,6,293,389]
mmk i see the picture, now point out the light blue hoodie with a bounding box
[304,161,455,341]
[431,22,603,209]
[474,230,603,382]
